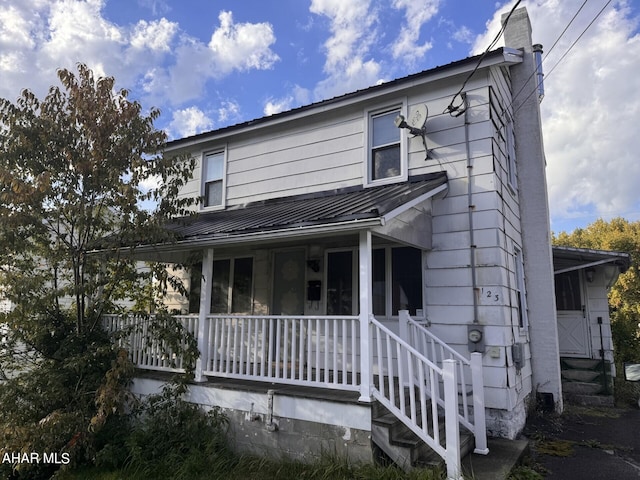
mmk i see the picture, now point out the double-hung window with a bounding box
[368,107,403,184]
[203,151,225,208]
[514,247,528,331]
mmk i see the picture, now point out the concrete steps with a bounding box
[561,357,614,407]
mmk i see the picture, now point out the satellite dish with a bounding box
[406,104,428,132]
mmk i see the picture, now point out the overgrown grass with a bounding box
[57,453,446,480]
[52,384,446,480]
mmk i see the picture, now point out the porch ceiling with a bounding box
[164,172,447,249]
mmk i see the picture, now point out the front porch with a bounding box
[111,173,491,478]
[104,310,487,479]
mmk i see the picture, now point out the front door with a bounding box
[555,270,590,357]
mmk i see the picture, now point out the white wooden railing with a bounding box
[202,315,360,391]
[103,314,198,372]
[401,311,488,457]
[104,312,487,479]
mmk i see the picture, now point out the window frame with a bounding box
[325,248,359,315]
[201,149,227,210]
[513,247,529,333]
[505,115,518,193]
[189,256,255,315]
[364,102,408,187]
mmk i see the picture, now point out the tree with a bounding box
[0,64,196,477]
[553,218,640,366]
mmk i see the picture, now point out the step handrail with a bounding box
[401,311,488,456]
[369,315,463,479]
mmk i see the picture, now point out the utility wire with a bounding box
[512,0,613,117]
[444,0,522,116]
[506,0,589,116]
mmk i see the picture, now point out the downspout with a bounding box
[462,92,485,352]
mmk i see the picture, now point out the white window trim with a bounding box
[505,115,518,194]
[201,148,227,211]
[514,246,529,334]
[364,101,408,187]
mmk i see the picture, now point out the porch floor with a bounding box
[135,369,362,405]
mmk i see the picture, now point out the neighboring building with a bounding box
[110,7,625,478]
[553,246,630,406]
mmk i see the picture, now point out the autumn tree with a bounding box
[0,64,195,477]
[553,218,640,367]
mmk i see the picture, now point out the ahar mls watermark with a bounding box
[2,452,70,465]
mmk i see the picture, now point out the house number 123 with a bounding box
[481,288,499,302]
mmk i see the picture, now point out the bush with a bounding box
[123,385,233,479]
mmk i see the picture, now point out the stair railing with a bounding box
[369,315,465,480]
[400,311,488,456]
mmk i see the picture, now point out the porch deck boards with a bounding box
[135,369,362,405]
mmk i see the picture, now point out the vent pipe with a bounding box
[533,44,544,102]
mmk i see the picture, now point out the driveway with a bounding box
[523,405,640,479]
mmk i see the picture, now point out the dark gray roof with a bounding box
[166,48,511,149]
[552,246,631,272]
[170,172,447,242]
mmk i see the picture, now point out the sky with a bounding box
[1,0,639,234]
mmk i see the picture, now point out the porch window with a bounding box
[367,107,404,184]
[327,250,357,315]
[203,151,225,208]
[187,257,254,314]
[372,246,423,317]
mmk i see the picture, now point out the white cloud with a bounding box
[309,0,382,100]
[0,1,282,130]
[208,11,279,75]
[217,100,241,124]
[130,18,177,52]
[391,0,440,65]
[476,1,640,228]
[167,106,214,139]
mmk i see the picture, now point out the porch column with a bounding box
[358,230,373,402]
[195,247,213,382]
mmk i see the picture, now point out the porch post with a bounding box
[470,352,489,454]
[358,230,373,402]
[399,310,411,386]
[195,248,214,382]
[443,359,462,480]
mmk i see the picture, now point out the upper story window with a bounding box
[203,151,225,208]
[505,116,518,192]
[367,107,405,185]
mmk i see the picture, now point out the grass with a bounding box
[55,454,446,480]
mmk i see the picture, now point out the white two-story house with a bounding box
[109,7,625,478]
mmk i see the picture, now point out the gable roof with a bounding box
[166,172,447,247]
[166,47,523,151]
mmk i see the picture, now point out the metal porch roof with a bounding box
[169,172,447,243]
[552,246,631,274]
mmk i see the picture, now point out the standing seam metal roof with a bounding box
[170,172,447,241]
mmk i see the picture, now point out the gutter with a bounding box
[130,217,384,255]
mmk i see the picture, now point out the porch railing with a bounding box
[202,315,360,391]
[103,312,486,479]
[103,314,198,372]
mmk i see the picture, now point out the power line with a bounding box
[444,0,522,116]
[506,0,589,115]
[512,0,614,117]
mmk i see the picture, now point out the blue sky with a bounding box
[1,0,639,234]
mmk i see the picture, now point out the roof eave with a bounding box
[165,48,523,153]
